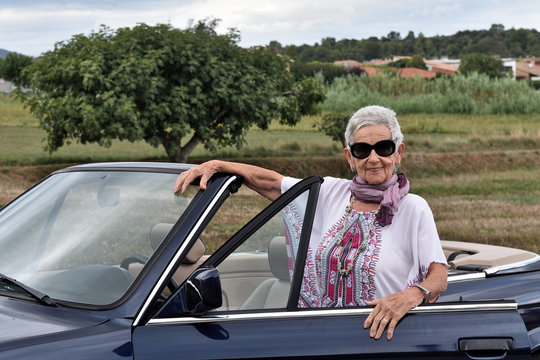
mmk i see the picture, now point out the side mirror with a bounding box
[156,267,222,318]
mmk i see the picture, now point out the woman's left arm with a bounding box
[363,262,447,340]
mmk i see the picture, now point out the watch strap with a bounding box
[413,284,431,303]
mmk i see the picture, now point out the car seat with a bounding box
[239,236,291,310]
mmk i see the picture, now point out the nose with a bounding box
[367,149,380,162]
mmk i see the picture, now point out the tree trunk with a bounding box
[174,134,201,163]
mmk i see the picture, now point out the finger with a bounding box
[176,169,198,194]
[364,308,378,328]
[363,299,380,328]
[386,318,398,340]
[373,317,389,340]
[173,173,187,194]
[183,170,201,193]
[199,172,213,190]
[369,312,385,337]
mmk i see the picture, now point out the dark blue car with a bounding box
[0,162,538,359]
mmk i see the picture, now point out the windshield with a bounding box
[0,170,194,306]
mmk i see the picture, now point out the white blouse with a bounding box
[281,176,447,307]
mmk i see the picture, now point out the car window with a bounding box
[199,186,271,254]
[0,170,198,306]
[210,188,312,312]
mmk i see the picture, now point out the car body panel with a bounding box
[134,307,531,359]
[0,297,131,360]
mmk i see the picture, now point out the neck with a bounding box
[351,198,380,212]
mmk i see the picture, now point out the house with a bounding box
[398,68,436,79]
[0,78,16,93]
[335,56,457,79]
[333,60,363,69]
[515,58,540,81]
[358,66,384,77]
[424,60,459,75]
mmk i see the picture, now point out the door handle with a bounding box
[459,338,514,360]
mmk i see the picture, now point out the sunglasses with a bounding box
[348,140,396,159]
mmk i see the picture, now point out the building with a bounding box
[0,78,16,93]
[515,58,540,81]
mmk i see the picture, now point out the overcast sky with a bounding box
[1,0,539,57]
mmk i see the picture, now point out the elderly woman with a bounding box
[174,105,447,341]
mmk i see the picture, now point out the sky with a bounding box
[1,0,540,57]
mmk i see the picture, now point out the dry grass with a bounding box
[0,165,62,206]
[430,199,539,253]
[200,186,271,253]
[1,101,539,254]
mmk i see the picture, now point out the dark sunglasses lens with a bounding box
[350,143,371,159]
[375,140,395,157]
[350,140,395,159]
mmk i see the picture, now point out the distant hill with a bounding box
[0,49,10,59]
[273,24,540,63]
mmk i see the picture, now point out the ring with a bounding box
[382,318,389,323]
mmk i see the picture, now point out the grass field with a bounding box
[1,94,539,253]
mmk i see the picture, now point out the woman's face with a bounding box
[344,125,405,184]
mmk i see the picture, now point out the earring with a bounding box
[350,166,356,173]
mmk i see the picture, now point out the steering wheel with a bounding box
[120,254,149,270]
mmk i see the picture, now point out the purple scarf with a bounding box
[349,173,410,227]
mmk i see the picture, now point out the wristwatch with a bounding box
[413,284,431,303]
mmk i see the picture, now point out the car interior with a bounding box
[129,222,539,313]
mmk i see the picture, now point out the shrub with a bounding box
[318,72,540,115]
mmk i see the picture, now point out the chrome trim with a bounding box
[408,302,517,313]
[133,176,239,327]
[146,302,517,326]
[484,254,540,275]
[447,272,486,282]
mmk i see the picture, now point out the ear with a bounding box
[344,147,355,169]
[395,143,405,165]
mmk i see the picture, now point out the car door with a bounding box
[132,176,532,359]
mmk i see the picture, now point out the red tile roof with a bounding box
[516,61,540,80]
[398,68,437,79]
[333,60,363,68]
[424,60,459,75]
[360,66,384,76]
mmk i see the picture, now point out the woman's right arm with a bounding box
[173,160,285,201]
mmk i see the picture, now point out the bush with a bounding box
[316,112,352,148]
[290,61,348,83]
[318,72,540,115]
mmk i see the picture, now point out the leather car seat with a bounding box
[128,223,207,292]
[239,236,291,310]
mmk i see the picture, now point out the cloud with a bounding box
[1,0,539,56]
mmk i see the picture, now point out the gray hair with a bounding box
[344,105,404,147]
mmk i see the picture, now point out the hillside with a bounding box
[273,24,540,62]
[0,49,9,59]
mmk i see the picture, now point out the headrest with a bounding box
[268,236,290,281]
[183,238,206,264]
[149,223,174,250]
[149,223,206,264]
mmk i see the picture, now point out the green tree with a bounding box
[408,54,427,70]
[20,21,325,162]
[459,53,505,78]
[316,112,351,148]
[0,52,33,86]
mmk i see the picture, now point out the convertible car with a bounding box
[0,162,538,359]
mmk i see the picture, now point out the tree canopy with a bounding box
[459,53,505,78]
[0,52,33,86]
[20,20,325,162]
[273,25,540,62]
